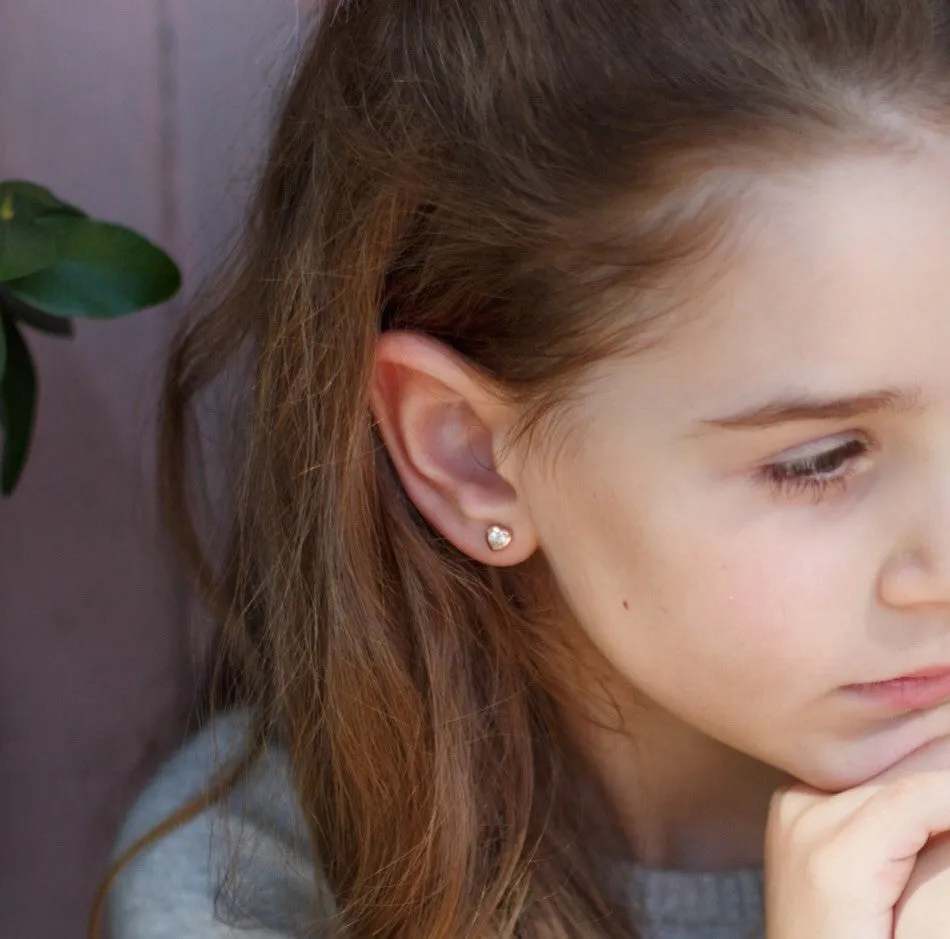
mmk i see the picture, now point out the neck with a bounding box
[534,570,790,871]
[562,666,789,871]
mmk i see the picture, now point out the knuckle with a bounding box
[768,800,827,859]
[769,780,816,825]
[874,775,919,810]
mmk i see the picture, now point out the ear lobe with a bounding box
[370,332,538,566]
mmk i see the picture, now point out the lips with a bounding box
[844,667,950,712]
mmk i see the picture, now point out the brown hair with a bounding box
[89,1,950,937]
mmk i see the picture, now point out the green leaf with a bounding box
[0,316,37,495]
[0,287,73,337]
[0,311,6,381]
[0,191,58,282]
[0,180,86,218]
[0,181,90,281]
[3,216,181,319]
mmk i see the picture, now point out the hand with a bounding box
[867,735,950,938]
[893,831,950,938]
[764,752,950,939]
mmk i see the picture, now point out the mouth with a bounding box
[843,666,950,712]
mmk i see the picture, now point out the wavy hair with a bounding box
[90,1,950,936]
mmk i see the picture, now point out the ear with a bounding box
[370,331,538,567]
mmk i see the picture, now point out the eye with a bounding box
[755,438,871,503]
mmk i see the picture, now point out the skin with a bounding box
[370,131,950,876]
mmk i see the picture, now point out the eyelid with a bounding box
[755,434,875,503]
[776,437,872,473]
[769,430,872,463]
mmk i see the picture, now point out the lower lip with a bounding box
[845,671,950,712]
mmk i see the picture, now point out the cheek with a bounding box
[552,498,859,699]
[672,528,863,687]
[531,447,873,701]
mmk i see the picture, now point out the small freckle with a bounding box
[622,599,630,611]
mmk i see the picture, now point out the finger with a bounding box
[769,778,884,830]
[843,772,950,863]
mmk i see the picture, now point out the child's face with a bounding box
[519,135,950,791]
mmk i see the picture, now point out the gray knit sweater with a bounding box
[108,711,765,939]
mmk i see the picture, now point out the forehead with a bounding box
[556,140,950,444]
[637,143,950,393]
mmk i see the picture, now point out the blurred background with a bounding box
[0,2,316,935]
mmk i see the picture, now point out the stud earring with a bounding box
[486,524,513,552]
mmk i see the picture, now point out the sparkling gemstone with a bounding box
[486,525,512,551]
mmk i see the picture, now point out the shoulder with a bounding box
[108,709,331,938]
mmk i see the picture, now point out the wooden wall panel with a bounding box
[0,2,314,935]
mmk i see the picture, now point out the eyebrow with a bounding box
[694,384,924,432]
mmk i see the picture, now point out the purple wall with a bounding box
[0,2,315,935]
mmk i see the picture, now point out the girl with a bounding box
[91,1,950,937]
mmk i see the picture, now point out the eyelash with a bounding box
[756,438,871,503]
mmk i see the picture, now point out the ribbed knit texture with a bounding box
[109,710,765,939]
[621,866,764,939]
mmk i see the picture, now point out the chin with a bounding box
[797,763,882,793]
[795,724,950,792]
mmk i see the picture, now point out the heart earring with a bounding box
[486,525,513,552]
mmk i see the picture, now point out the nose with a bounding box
[878,476,950,611]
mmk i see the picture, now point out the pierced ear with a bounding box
[370,332,537,566]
